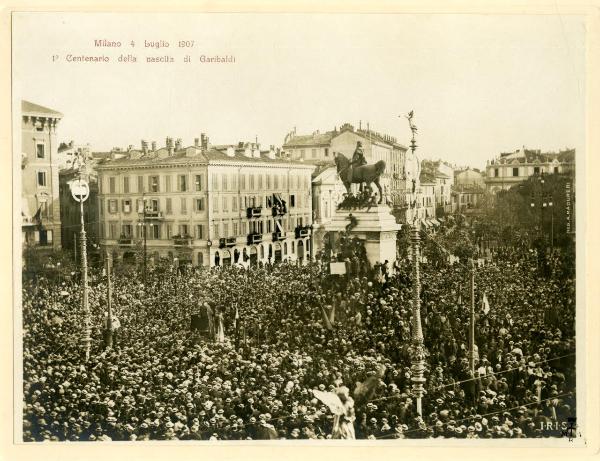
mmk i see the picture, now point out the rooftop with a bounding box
[96,145,314,169]
[22,100,63,118]
[492,148,575,165]
[283,122,407,150]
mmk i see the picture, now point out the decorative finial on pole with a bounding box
[405,110,418,155]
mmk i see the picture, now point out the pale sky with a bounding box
[13,12,586,170]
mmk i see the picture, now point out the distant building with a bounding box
[455,168,485,189]
[21,100,63,250]
[96,136,315,268]
[485,147,575,193]
[418,170,438,228]
[452,184,485,214]
[422,160,454,215]
[310,164,347,255]
[57,141,91,170]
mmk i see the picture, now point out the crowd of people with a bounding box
[22,232,576,441]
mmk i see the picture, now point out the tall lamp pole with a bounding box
[137,194,147,284]
[70,161,91,361]
[405,110,426,416]
[105,251,113,348]
[469,258,476,374]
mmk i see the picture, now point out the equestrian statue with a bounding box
[334,141,386,204]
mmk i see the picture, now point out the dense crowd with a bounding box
[22,236,576,441]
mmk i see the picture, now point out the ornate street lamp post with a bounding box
[70,158,91,361]
[405,111,426,415]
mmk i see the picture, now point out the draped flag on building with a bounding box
[482,293,490,315]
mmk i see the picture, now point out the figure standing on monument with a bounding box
[349,141,367,187]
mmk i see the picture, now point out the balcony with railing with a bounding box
[219,237,237,248]
[247,232,263,245]
[118,235,133,245]
[295,225,311,238]
[139,210,164,220]
[246,207,263,219]
[172,234,193,246]
[272,231,285,241]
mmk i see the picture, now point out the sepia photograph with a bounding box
[7,6,596,455]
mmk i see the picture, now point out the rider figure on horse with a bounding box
[348,141,367,185]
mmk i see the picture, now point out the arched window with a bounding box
[197,252,203,266]
[284,242,288,255]
[260,245,264,259]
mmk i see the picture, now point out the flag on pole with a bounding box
[321,305,333,330]
[312,389,345,415]
[482,293,490,315]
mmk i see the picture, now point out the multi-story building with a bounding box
[283,122,408,206]
[59,162,99,255]
[422,160,454,215]
[96,137,315,268]
[485,147,575,193]
[310,164,348,255]
[455,168,485,189]
[418,171,438,228]
[21,100,63,250]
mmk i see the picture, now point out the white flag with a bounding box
[312,389,345,416]
[482,293,490,315]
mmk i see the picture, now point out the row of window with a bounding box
[125,238,309,268]
[101,193,306,216]
[105,215,309,240]
[296,148,330,159]
[493,166,560,178]
[104,171,310,194]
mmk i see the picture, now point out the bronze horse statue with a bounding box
[334,152,386,204]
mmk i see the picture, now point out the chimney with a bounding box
[226,146,235,157]
[128,144,134,152]
[194,137,200,147]
[151,141,157,151]
[141,139,148,154]
[175,138,182,151]
[166,137,174,155]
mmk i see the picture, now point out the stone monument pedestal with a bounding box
[323,205,401,268]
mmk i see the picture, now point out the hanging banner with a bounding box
[330,262,347,275]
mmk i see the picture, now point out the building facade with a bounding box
[455,168,485,189]
[485,147,575,193]
[96,138,315,268]
[59,164,99,254]
[21,100,63,250]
